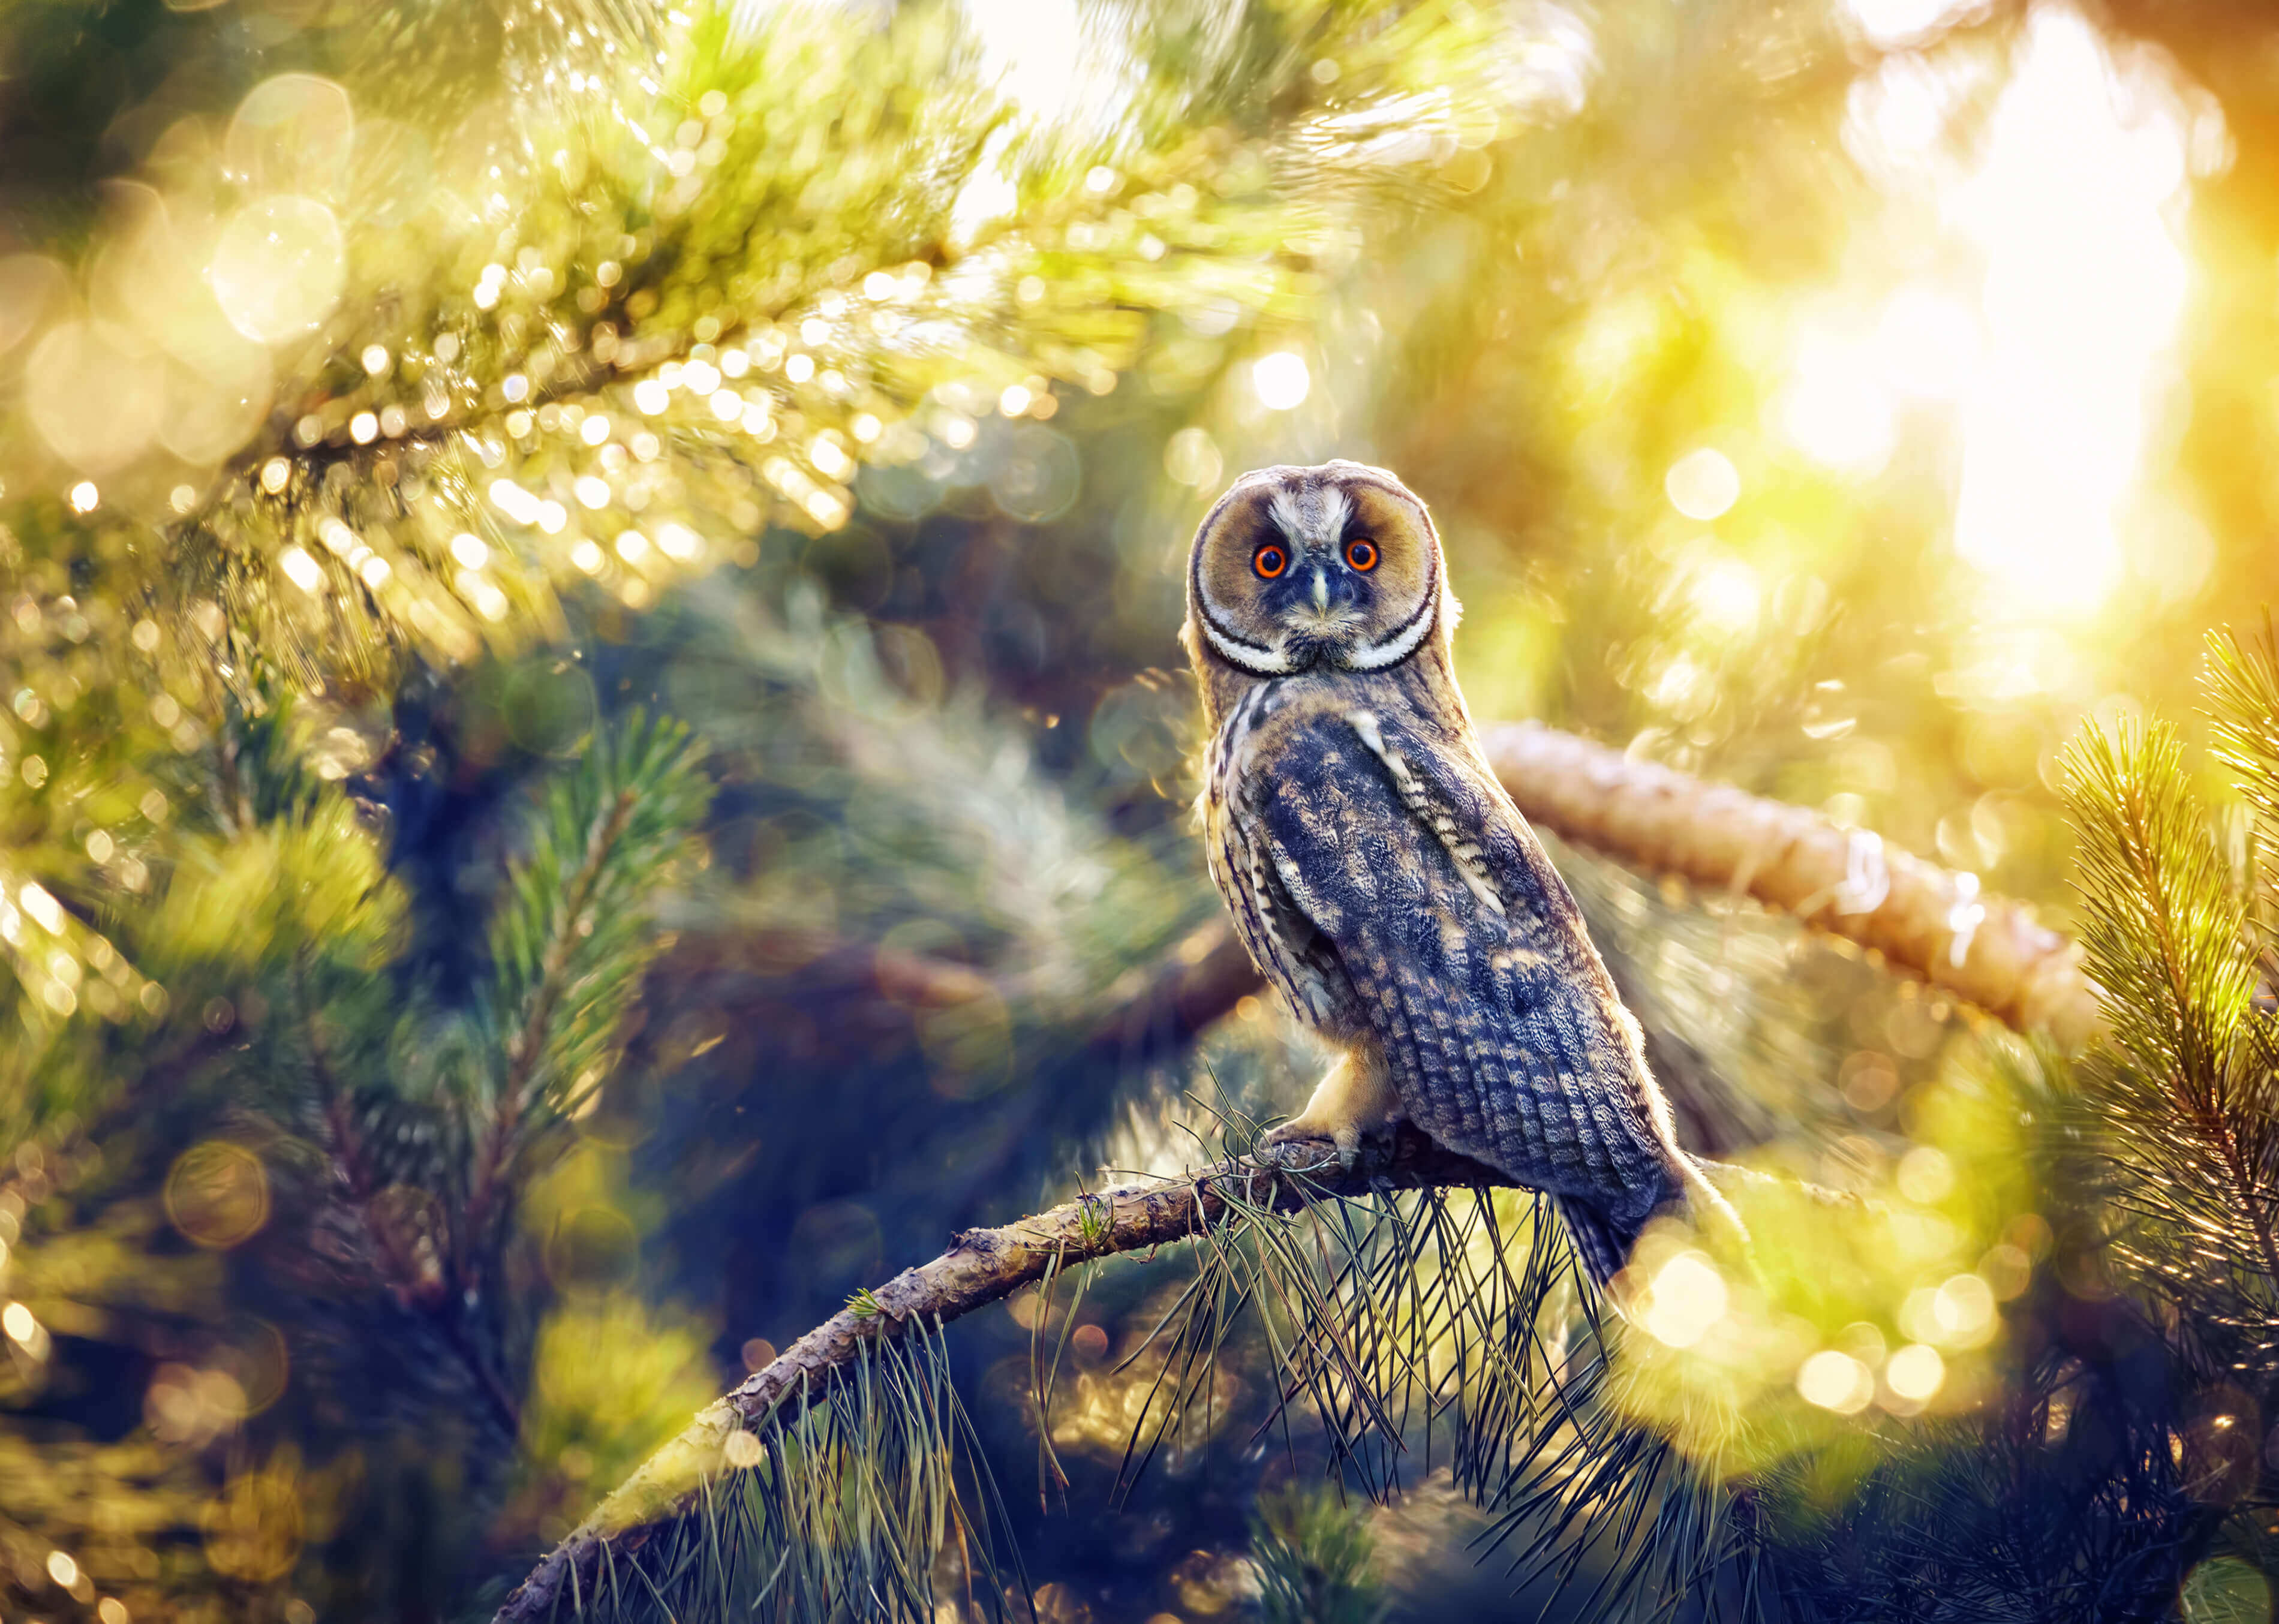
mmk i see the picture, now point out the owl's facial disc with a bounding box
[1190,465,1441,676]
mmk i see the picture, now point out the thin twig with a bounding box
[463,786,639,1258]
[300,964,525,1437]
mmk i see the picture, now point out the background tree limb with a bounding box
[1478,723,2102,1049]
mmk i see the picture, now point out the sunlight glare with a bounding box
[965,0,1083,120]
[1875,287,1979,401]
[1665,448,1740,521]
[1847,0,1979,47]
[1949,8,2191,612]
[1638,1251,1728,1349]
[1779,325,1896,475]
[951,0,1114,241]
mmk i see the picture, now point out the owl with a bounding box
[1182,460,1736,1286]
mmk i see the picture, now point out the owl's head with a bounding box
[1183,461,1451,678]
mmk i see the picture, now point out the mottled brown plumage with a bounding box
[1183,461,1734,1285]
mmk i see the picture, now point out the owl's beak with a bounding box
[1282,565,1363,663]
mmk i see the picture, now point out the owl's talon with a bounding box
[1259,1118,1339,1171]
[1263,1048,1403,1174]
[1263,1115,1396,1181]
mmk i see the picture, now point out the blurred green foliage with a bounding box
[1250,1484,1385,1624]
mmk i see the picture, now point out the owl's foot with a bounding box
[1262,1116,1397,1174]
[1262,1051,1403,1172]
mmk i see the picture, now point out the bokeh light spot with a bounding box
[1688,559,1760,634]
[1165,425,1223,489]
[1797,1349,1876,1414]
[28,323,163,474]
[224,74,355,200]
[1886,1342,1946,1402]
[278,546,326,594]
[1637,1250,1728,1348]
[1252,351,1310,411]
[2181,1556,2272,1623]
[164,1141,272,1249]
[1897,1145,1956,1204]
[1665,448,1740,520]
[0,255,67,357]
[210,196,347,344]
[1932,1271,1998,1345]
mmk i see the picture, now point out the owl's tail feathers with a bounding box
[1555,1196,1635,1289]
[1558,1159,1754,1293]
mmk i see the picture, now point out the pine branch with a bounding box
[2208,621,2279,838]
[462,715,709,1272]
[492,1126,1510,1623]
[302,967,527,1437]
[305,985,444,1312]
[492,1127,1848,1623]
[463,783,639,1254]
[2207,621,2279,955]
[2061,694,2279,1374]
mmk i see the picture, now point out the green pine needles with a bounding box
[525,1109,1763,1624]
[1250,1482,1387,1624]
[0,693,709,1620]
[460,715,713,1265]
[2064,666,2279,1372]
[561,1317,1023,1624]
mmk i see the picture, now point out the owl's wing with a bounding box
[1235,705,1686,1257]
[1207,770,1357,1035]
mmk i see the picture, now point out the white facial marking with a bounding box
[1199,613,1296,675]
[1343,602,1435,669]
[1343,537,1439,670]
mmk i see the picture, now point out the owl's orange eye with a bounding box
[1254,545,1288,579]
[1345,538,1378,572]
